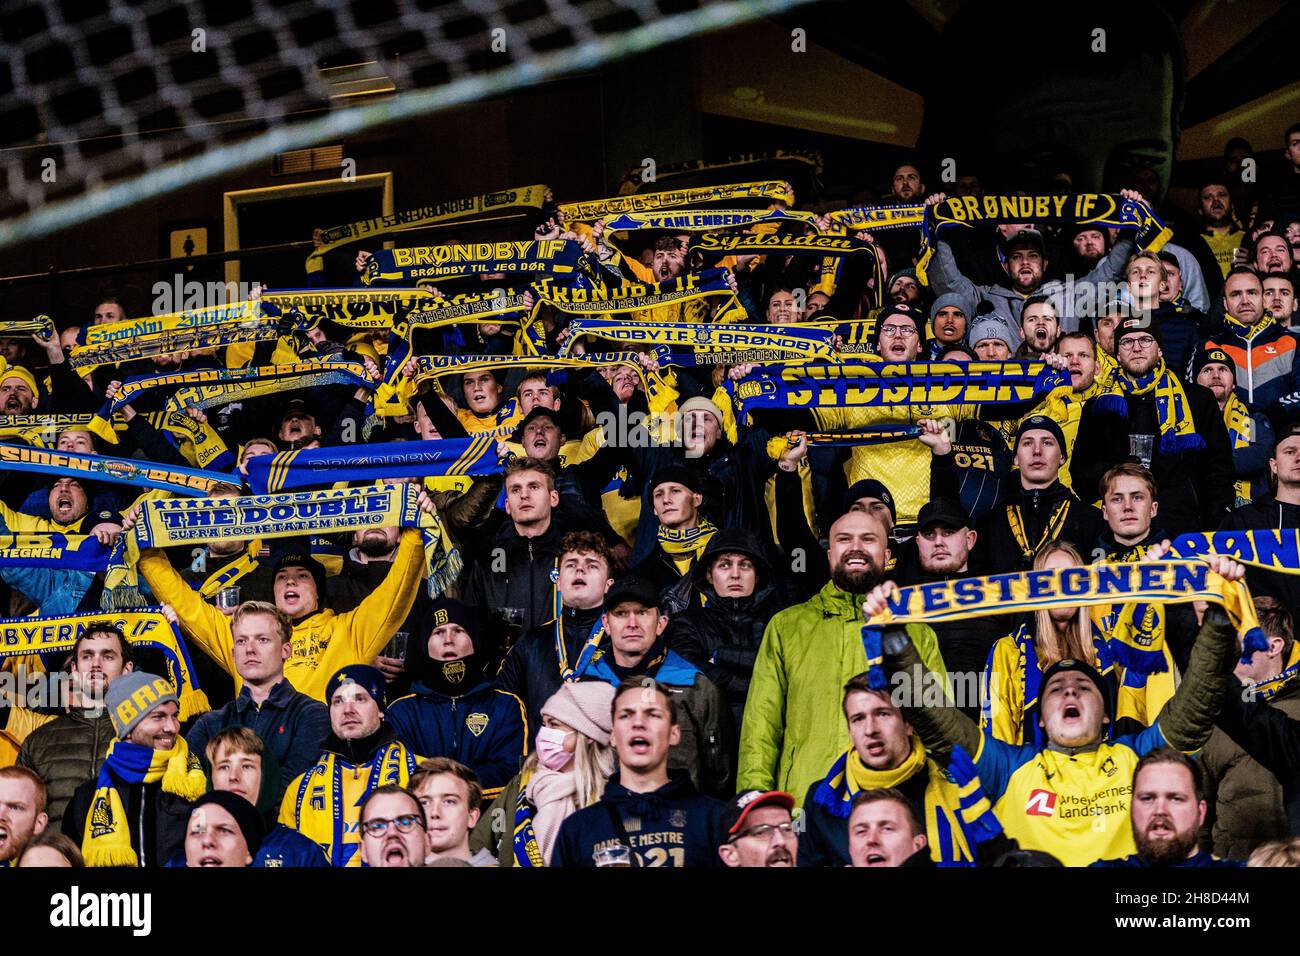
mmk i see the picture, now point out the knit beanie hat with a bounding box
[190,790,265,855]
[540,681,616,747]
[0,364,39,396]
[325,664,387,712]
[678,396,724,429]
[106,672,178,739]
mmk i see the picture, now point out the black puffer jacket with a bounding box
[17,710,115,830]
[669,529,788,727]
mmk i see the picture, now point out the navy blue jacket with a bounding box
[1091,850,1243,868]
[551,771,722,868]
[256,824,330,868]
[186,679,330,799]
[386,679,527,798]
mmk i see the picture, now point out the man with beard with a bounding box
[717,789,797,868]
[0,365,39,414]
[581,577,732,797]
[499,532,614,738]
[970,416,1104,571]
[358,785,428,868]
[1193,345,1273,507]
[923,190,1141,331]
[386,598,526,800]
[0,767,48,866]
[1018,295,1060,356]
[871,163,927,274]
[17,625,134,831]
[1068,225,1109,272]
[969,318,1016,361]
[872,558,1244,866]
[1074,317,1233,535]
[64,672,207,867]
[1203,268,1300,409]
[1092,749,1241,867]
[1198,181,1245,279]
[738,510,947,804]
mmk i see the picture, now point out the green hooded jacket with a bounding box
[736,580,947,805]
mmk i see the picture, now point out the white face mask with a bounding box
[535,726,575,771]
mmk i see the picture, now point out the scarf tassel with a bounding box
[1093,393,1129,417]
[1158,431,1206,456]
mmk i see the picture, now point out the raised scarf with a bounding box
[557,317,837,362]
[287,741,416,867]
[245,436,503,494]
[729,360,1069,419]
[523,269,749,351]
[0,315,55,340]
[558,180,793,223]
[361,238,583,286]
[692,231,874,257]
[1223,392,1255,505]
[915,192,1172,284]
[83,737,207,867]
[0,609,208,719]
[812,737,975,865]
[865,561,1263,681]
[0,442,238,497]
[1094,359,1206,456]
[306,184,551,275]
[260,287,440,331]
[88,359,371,441]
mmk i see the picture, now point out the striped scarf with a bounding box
[812,738,975,865]
[1096,359,1206,456]
[1224,392,1255,506]
[83,738,207,867]
[287,741,416,867]
[658,517,717,558]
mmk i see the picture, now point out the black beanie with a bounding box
[191,790,265,855]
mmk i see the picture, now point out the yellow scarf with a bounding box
[83,738,207,867]
[1223,392,1254,506]
[840,737,974,864]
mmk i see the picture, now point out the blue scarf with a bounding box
[246,436,504,494]
[0,442,238,497]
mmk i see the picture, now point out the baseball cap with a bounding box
[719,790,796,845]
[916,497,970,532]
[602,576,661,613]
[510,405,566,444]
[1000,227,1046,254]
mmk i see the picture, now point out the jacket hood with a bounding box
[601,769,700,809]
[690,528,772,588]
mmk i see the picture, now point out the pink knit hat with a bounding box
[540,681,616,747]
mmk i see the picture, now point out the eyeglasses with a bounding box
[731,822,795,843]
[879,324,918,338]
[360,814,424,837]
[1118,335,1157,350]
